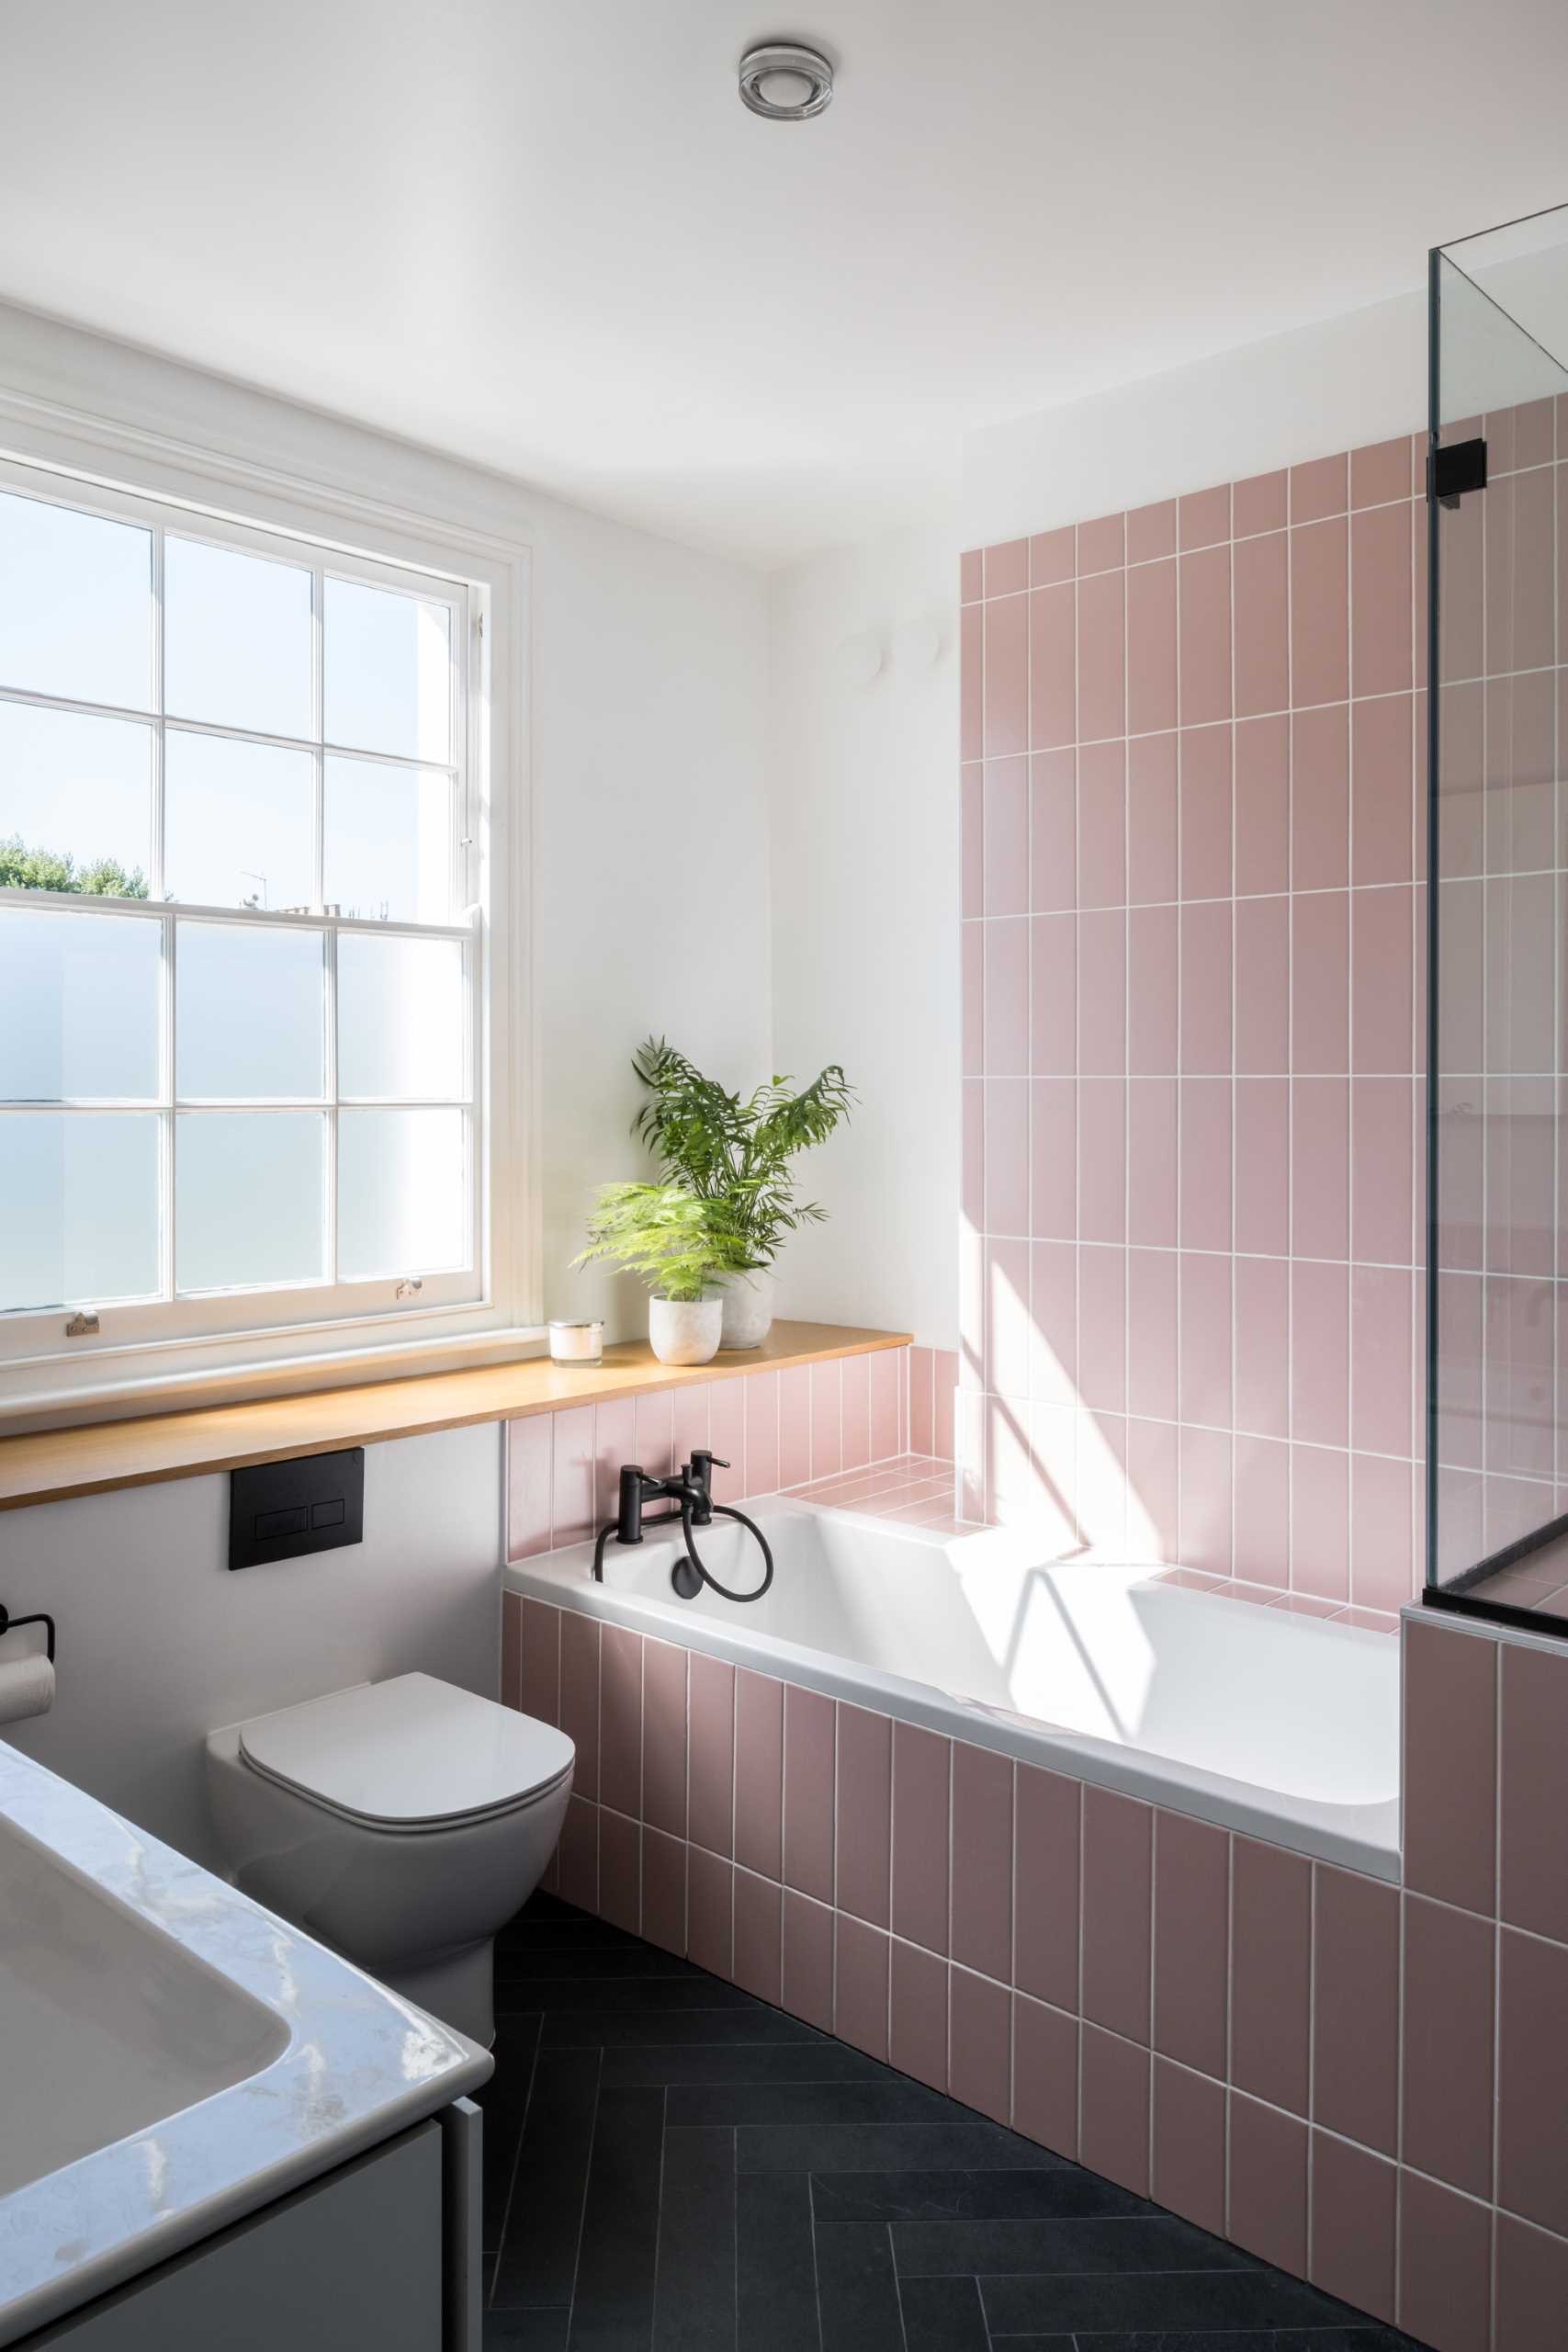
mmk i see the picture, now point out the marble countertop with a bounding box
[0,1739,491,2345]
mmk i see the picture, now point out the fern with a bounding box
[571,1182,745,1303]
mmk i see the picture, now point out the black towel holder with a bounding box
[0,1603,55,1664]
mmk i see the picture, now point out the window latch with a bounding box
[64,1310,101,1339]
[396,1279,423,1302]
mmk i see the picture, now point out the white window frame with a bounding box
[0,410,537,1423]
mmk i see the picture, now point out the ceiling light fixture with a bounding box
[739,40,833,121]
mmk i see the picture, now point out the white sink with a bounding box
[0,1738,491,2345]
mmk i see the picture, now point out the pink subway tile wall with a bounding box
[502,1596,1568,2346]
[963,438,1428,1600]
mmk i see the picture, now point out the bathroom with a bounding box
[0,6,1565,2347]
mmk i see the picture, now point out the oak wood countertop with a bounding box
[0,1321,912,1512]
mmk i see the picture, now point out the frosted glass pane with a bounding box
[337,933,465,1099]
[338,1108,466,1279]
[164,537,313,740]
[164,731,314,911]
[0,703,152,895]
[324,578,451,763]
[176,922,325,1099]
[323,757,453,923]
[176,1112,324,1292]
[0,908,159,1100]
[0,1114,159,1309]
[0,490,152,710]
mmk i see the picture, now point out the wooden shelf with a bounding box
[0,1321,911,1513]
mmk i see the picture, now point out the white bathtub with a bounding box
[506,1500,1401,1880]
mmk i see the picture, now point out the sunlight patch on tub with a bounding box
[950,1534,1156,1744]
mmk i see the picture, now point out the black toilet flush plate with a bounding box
[229,1448,365,1572]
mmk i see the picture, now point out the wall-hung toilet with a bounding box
[206,1673,573,2047]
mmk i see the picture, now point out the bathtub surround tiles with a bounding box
[963,438,1428,1602]
[505,1593,1568,2346]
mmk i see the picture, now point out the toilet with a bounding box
[206,1673,573,2047]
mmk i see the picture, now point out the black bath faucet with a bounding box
[614,1450,728,1548]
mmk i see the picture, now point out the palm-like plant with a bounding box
[571,1181,745,1302]
[631,1037,855,1273]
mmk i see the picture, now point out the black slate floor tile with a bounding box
[603,2041,897,2088]
[483,2314,570,2349]
[496,1947,705,1983]
[895,2214,1258,2278]
[897,2275,991,2351]
[812,2220,905,2352]
[673,2080,982,2129]
[491,2046,602,2310]
[651,2126,736,2352]
[737,2172,821,2352]
[812,2166,1153,2223]
[479,2011,542,2253]
[985,2334,1420,2349]
[503,1974,767,2013]
[568,2085,665,2350]
[739,2120,1072,2173]
[546,2007,826,2049]
[979,2267,1376,2334]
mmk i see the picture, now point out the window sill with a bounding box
[0,1321,912,1512]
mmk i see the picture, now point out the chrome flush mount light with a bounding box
[739,40,833,121]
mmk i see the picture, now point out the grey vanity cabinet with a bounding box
[20,2104,481,2352]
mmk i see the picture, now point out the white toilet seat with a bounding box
[235,1672,574,1834]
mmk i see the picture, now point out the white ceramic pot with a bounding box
[720,1270,776,1351]
[649,1295,723,1367]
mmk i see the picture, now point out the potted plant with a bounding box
[572,1181,741,1366]
[631,1038,855,1350]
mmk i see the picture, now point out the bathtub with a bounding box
[506,1498,1401,1880]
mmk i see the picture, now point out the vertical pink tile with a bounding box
[1231,1836,1311,2112]
[889,1937,948,2092]
[1012,1766,1079,2011]
[1351,435,1413,506]
[593,1396,637,1522]
[1013,1994,1078,2157]
[1234,1256,1289,1439]
[1349,1452,1414,1612]
[1127,1079,1177,1248]
[983,756,1030,918]
[983,587,1027,758]
[963,920,983,1077]
[1126,1245,1178,1420]
[1235,713,1291,894]
[671,1380,710,1476]
[733,1668,783,1881]
[1498,1925,1568,2234]
[1077,1079,1126,1246]
[500,1590,522,1712]
[932,1351,958,1462]
[949,1966,1011,2125]
[557,1793,599,1912]
[1234,896,1288,1075]
[1152,1810,1228,2075]
[1127,498,1176,562]
[962,603,984,760]
[1310,2132,1396,2324]
[1291,1075,1349,1260]
[1178,544,1232,726]
[1290,1259,1348,1447]
[742,1369,780,1497]
[1403,1892,1495,2199]
[1235,1078,1289,1255]
[1128,907,1178,1076]
[1350,1264,1413,1457]
[1179,723,1232,901]
[869,1348,901,1464]
[984,537,1028,596]
[1352,692,1415,886]
[1399,2171,1493,2352]
[1496,2212,1568,2352]
[550,1404,596,1546]
[960,548,983,604]
[706,1374,747,1500]
[519,1598,561,1726]
[1030,747,1077,911]
[1291,700,1349,889]
[985,1079,1029,1238]
[1179,1080,1231,1252]
[1028,582,1076,750]
[1152,2059,1225,2237]
[1352,885,1414,1074]
[781,1890,834,2032]
[1078,2027,1150,2198]
[834,1916,890,2062]
[1233,529,1289,718]
[984,917,1030,1076]
[1126,556,1177,734]
[840,1353,871,1475]
[1030,912,1077,1077]
[1233,1433,1290,1584]
[1501,1642,1568,1942]
[908,1346,935,1456]
[835,1702,891,1927]
[598,1624,643,1816]
[686,1650,734,1858]
[641,1637,688,1839]
[1128,730,1179,904]
[987,1236,1033,1398]
[1291,514,1349,707]
[558,1608,601,1801]
[598,1807,641,1935]
[1077,567,1125,741]
[1403,1617,1496,1911]
[1351,501,1413,697]
[962,767,983,918]
[1179,483,1230,548]
[634,1386,676,1480]
[808,1359,842,1482]
[687,1845,733,1978]
[1081,1785,1152,2043]
[641,1826,687,1957]
[1178,1424,1233,1577]
[1077,511,1124,574]
[1292,450,1348,523]
[507,1415,553,1560]
[1179,900,1231,1074]
[1077,909,1126,1074]
[1289,1443,1349,1601]
[1313,1864,1398,2154]
[1077,1244,1126,1414]
[1030,524,1075,586]
[950,1742,1013,1982]
[1178,1249,1232,1429]
[1227,2093,1307,2276]
[777,1364,811,1489]
[1126,1416,1179,1564]
[1234,468,1288,536]
[1351,1076,1414,1264]
[732,1870,782,2004]
[782,1683,834,1904]
[1292,889,1348,1074]
[1078,740,1126,910]
[892,1723,951,1953]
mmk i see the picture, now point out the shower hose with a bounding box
[592,1500,775,1603]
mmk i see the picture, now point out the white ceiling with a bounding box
[2,0,1566,569]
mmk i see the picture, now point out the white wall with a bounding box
[0,1423,502,1866]
[767,519,961,1348]
[0,299,773,1342]
[964,290,1427,547]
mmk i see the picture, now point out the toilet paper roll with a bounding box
[0,1650,54,1726]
